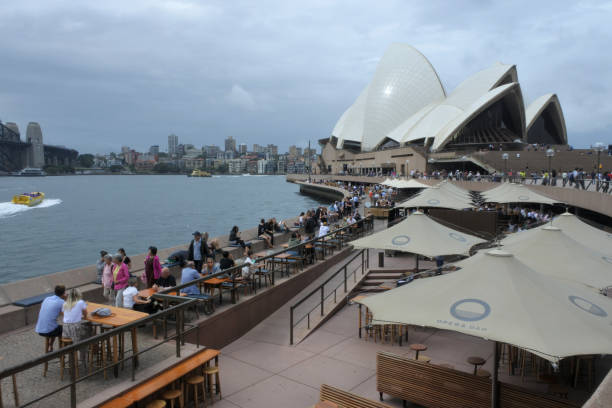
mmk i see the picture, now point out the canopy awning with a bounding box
[350,211,486,257]
[482,183,560,205]
[501,226,612,290]
[398,186,475,210]
[550,212,612,255]
[358,249,612,362]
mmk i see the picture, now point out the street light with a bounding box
[502,153,509,181]
[546,148,554,185]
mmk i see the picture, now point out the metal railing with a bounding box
[0,297,199,408]
[289,248,369,345]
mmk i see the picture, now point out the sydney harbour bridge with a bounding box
[0,121,78,173]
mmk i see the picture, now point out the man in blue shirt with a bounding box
[35,285,66,348]
[180,260,202,296]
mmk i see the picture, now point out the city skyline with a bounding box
[1,1,611,153]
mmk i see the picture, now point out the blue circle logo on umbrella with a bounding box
[427,199,440,205]
[450,298,491,322]
[518,195,530,201]
[392,235,411,245]
[569,296,607,317]
[449,232,467,242]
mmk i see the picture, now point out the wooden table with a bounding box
[271,252,293,275]
[100,348,221,407]
[203,277,230,304]
[86,302,148,377]
[138,288,177,298]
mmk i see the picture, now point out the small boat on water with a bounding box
[12,192,45,207]
[188,169,211,177]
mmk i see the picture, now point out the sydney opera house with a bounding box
[319,43,575,175]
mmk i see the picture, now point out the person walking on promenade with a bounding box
[35,285,66,349]
[143,246,162,288]
[112,254,130,307]
[188,231,207,272]
[101,254,114,303]
[96,250,108,284]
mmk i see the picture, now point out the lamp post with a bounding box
[545,148,554,186]
[592,142,605,190]
[502,153,509,181]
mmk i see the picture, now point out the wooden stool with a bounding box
[43,335,59,377]
[88,322,102,373]
[59,338,78,380]
[161,389,183,408]
[476,369,491,378]
[410,344,427,360]
[185,375,205,407]
[204,365,222,403]
[145,400,166,408]
[417,355,431,363]
[467,356,485,375]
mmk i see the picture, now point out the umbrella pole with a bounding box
[491,341,499,408]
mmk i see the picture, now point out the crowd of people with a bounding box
[35,188,368,353]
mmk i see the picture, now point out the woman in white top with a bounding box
[62,288,90,345]
[318,221,330,237]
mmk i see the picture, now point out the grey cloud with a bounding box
[0,0,610,153]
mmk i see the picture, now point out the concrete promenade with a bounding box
[287,174,612,219]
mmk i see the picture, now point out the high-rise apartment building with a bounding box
[225,136,236,152]
[168,134,178,155]
[253,144,264,154]
[266,144,278,156]
[288,145,297,158]
[238,143,247,155]
[149,145,159,156]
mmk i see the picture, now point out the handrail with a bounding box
[289,248,369,345]
[0,298,199,408]
[155,215,374,297]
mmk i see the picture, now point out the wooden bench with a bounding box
[377,352,580,408]
[319,384,391,408]
[98,348,220,408]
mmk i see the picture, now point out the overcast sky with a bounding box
[1,0,611,154]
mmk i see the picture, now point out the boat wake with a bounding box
[0,199,62,219]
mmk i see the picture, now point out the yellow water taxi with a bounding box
[188,169,211,177]
[12,192,45,207]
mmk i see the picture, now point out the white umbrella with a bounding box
[482,183,560,205]
[351,211,486,257]
[398,186,475,210]
[550,212,612,255]
[358,248,612,363]
[393,179,431,189]
[501,226,612,290]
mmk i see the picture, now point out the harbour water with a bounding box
[0,175,325,284]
